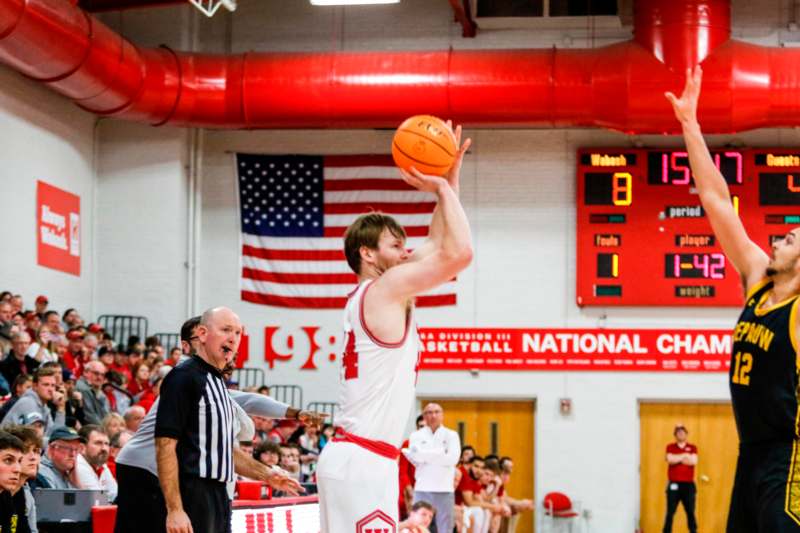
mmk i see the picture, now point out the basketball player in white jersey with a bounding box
[316,123,474,532]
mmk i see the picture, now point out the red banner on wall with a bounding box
[419,328,733,372]
[36,181,80,276]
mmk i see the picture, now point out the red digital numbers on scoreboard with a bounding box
[576,149,800,307]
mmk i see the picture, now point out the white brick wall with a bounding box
[0,65,96,316]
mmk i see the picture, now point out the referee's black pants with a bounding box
[114,464,231,533]
[114,463,167,533]
[180,474,232,533]
[663,481,697,533]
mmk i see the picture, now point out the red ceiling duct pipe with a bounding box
[0,0,799,133]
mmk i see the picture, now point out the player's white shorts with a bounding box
[317,440,399,533]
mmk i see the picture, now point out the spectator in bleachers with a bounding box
[126,335,144,355]
[0,375,32,423]
[254,441,281,467]
[270,419,299,444]
[75,360,109,424]
[41,311,60,333]
[23,312,40,341]
[0,431,27,533]
[107,430,133,478]
[399,414,425,520]
[279,444,303,482]
[1,331,40,386]
[11,313,25,334]
[61,308,82,330]
[123,406,146,433]
[37,426,82,489]
[22,414,45,441]
[27,325,57,364]
[61,328,85,374]
[257,385,270,396]
[296,425,320,480]
[75,425,117,501]
[0,301,16,354]
[5,424,42,533]
[109,348,132,382]
[135,370,162,412]
[102,412,125,438]
[319,423,334,450]
[166,347,181,367]
[61,369,86,428]
[9,296,22,315]
[399,500,435,533]
[33,296,48,317]
[127,363,150,398]
[97,346,114,370]
[239,439,254,457]
[83,333,99,359]
[2,366,63,435]
[251,415,275,443]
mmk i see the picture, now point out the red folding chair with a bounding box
[542,491,582,532]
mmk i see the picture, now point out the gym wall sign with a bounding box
[262,326,733,373]
[36,180,80,276]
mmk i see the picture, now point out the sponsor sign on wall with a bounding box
[36,181,80,276]
[261,326,733,372]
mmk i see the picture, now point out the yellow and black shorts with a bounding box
[727,440,800,532]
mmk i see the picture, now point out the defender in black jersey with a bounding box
[668,67,800,532]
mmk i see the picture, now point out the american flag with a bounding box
[236,154,457,308]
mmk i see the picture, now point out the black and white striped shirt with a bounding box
[154,355,235,483]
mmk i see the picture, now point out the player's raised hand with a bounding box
[400,167,449,195]
[444,120,472,194]
[665,65,703,125]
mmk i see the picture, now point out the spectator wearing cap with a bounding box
[663,423,698,533]
[1,367,63,436]
[21,413,46,440]
[75,361,109,425]
[61,328,85,375]
[38,426,82,489]
[0,331,40,387]
[75,425,117,502]
[23,312,40,341]
[403,403,460,533]
[5,424,43,533]
[34,296,48,317]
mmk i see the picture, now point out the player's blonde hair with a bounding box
[343,212,406,275]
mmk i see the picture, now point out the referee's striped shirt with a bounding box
[154,355,235,483]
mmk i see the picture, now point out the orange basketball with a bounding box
[392,115,457,176]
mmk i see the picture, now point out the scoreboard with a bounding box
[576,148,800,307]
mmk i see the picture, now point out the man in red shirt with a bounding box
[663,423,698,533]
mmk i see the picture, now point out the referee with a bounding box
[155,307,241,533]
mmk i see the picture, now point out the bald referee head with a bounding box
[194,307,242,371]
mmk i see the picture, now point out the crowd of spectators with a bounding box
[398,415,534,533]
[0,291,332,531]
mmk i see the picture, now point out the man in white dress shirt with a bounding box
[404,403,461,533]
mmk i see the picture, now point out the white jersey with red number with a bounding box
[336,279,420,448]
